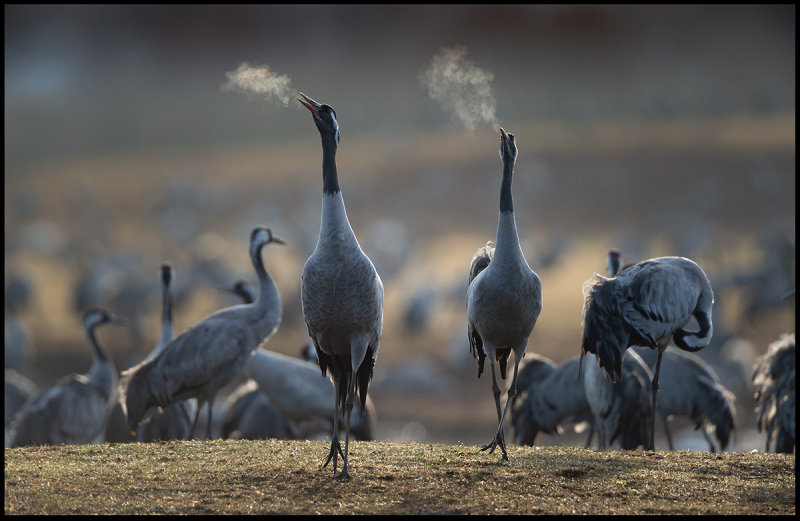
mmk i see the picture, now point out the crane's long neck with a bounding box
[156,282,174,351]
[493,160,525,269]
[322,136,340,195]
[317,135,358,250]
[86,323,116,399]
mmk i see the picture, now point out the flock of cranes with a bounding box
[5,93,795,480]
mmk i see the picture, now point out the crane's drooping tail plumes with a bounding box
[580,274,631,381]
[753,332,795,453]
[467,241,494,378]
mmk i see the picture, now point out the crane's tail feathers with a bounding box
[468,243,494,285]
[581,274,627,381]
[119,362,156,433]
[356,348,376,414]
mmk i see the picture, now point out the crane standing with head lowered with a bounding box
[581,254,714,451]
[467,128,542,461]
[297,93,384,480]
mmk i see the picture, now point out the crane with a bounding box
[467,128,542,461]
[511,354,593,447]
[605,250,733,451]
[298,92,384,480]
[120,226,285,439]
[11,309,121,446]
[581,255,714,450]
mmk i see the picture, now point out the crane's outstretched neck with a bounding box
[493,155,525,269]
[322,136,340,195]
[499,159,514,215]
[157,276,174,350]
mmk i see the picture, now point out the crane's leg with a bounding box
[661,414,674,450]
[584,425,595,448]
[189,400,204,440]
[483,358,523,461]
[322,376,345,475]
[177,402,192,440]
[206,396,215,440]
[701,427,716,453]
[649,350,664,451]
[481,361,507,458]
[339,373,358,481]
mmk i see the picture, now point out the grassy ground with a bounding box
[4,439,795,515]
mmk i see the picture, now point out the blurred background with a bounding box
[5,5,795,451]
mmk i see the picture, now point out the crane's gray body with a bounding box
[11,310,117,446]
[647,349,736,451]
[302,191,384,370]
[582,349,652,450]
[512,354,592,446]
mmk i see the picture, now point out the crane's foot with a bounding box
[322,438,345,476]
[335,465,351,482]
[480,430,509,461]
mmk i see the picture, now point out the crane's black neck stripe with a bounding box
[322,137,340,195]
[499,163,514,214]
[87,326,109,361]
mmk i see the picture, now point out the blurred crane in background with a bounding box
[120,226,285,440]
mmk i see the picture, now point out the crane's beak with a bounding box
[297,92,322,116]
[500,127,508,143]
[269,233,287,246]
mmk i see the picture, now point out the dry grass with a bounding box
[4,439,795,515]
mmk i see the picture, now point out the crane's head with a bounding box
[250,226,287,258]
[160,263,174,288]
[217,279,256,305]
[297,92,340,146]
[499,127,517,165]
[607,250,622,277]
[83,308,127,330]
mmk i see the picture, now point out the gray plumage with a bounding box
[581,255,714,450]
[298,92,383,480]
[511,354,592,446]
[582,350,653,450]
[5,369,39,446]
[11,309,119,446]
[752,332,795,453]
[120,226,285,439]
[221,379,290,440]
[643,349,736,452]
[467,128,542,461]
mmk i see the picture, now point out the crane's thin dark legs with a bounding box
[206,397,214,440]
[649,350,664,451]
[662,416,674,450]
[178,402,192,440]
[481,361,518,461]
[189,400,203,440]
[323,379,345,476]
[339,376,357,481]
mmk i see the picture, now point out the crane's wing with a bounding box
[152,316,256,404]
